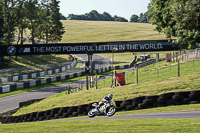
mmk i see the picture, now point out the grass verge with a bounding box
[0,118,200,133]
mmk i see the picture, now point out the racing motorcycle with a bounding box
[88,100,116,118]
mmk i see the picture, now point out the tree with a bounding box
[49,0,65,42]
[16,0,27,45]
[3,0,18,45]
[148,0,176,38]
[171,0,200,48]
[138,13,148,23]
[130,14,139,22]
[24,0,39,44]
[148,0,200,48]
[86,10,103,21]
[0,1,4,65]
[39,0,51,44]
[102,12,114,21]
[0,1,4,45]
[113,15,128,22]
[60,13,66,20]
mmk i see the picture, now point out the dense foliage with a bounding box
[67,10,128,22]
[0,1,4,45]
[67,10,149,23]
[0,0,65,45]
[148,0,200,48]
[130,13,148,23]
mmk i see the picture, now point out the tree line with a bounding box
[0,0,65,46]
[148,0,200,48]
[65,10,148,23]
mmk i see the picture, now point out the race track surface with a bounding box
[55,111,200,121]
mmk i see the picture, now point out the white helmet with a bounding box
[107,94,113,100]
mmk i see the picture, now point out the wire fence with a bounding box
[93,49,200,90]
[59,49,200,95]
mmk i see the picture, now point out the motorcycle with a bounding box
[88,100,116,118]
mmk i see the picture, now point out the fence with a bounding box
[32,49,200,95]
[91,49,200,90]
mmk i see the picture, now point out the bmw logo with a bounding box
[7,46,16,55]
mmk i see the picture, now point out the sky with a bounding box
[59,0,150,20]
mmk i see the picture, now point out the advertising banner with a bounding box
[0,40,180,56]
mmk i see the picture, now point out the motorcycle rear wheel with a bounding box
[107,108,116,117]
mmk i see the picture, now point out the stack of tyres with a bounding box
[86,103,93,112]
[157,92,175,107]
[37,111,46,121]
[67,106,78,117]
[50,108,60,119]
[57,107,69,118]
[132,96,145,110]
[172,91,190,105]
[120,99,133,111]
[126,96,144,110]
[25,113,33,122]
[115,101,123,111]
[76,104,88,116]
[138,96,159,109]
[188,90,200,104]
[30,112,37,121]
[45,110,52,120]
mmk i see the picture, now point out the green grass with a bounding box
[13,59,200,115]
[0,54,73,75]
[17,20,166,44]
[61,20,166,43]
[0,118,200,133]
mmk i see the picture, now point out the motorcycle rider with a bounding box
[97,94,113,114]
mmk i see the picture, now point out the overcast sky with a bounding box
[59,0,150,20]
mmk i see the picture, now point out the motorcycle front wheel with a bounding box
[88,109,96,118]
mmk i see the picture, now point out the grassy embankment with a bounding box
[61,20,166,43]
[14,58,200,115]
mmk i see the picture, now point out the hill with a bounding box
[61,20,166,43]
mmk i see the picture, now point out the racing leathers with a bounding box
[98,96,112,114]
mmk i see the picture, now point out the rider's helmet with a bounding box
[107,94,113,100]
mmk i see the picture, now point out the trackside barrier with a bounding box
[19,98,45,108]
[1,90,199,124]
[0,60,77,84]
[0,58,157,94]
